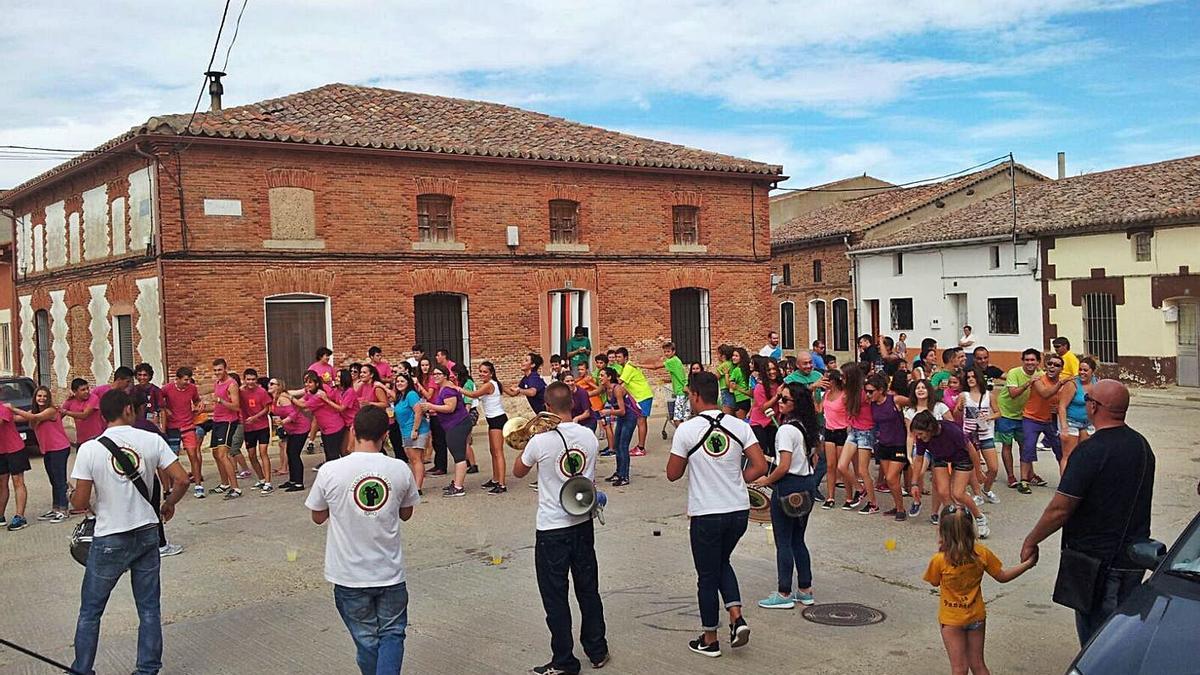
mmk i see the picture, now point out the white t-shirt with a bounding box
[520,421,598,531]
[304,452,420,588]
[670,410,759,517]
[958,391,995,440]
[775,423,813,476]
[904,402,950,422]
[70,425,177,537]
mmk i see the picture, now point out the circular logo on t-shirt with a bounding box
[352,475,391,512]
[558,447,588,478]
[109,447,143,478]
[703,432,731,458]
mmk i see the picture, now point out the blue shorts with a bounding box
[721,391,735,409]
[995,417,1024,445]
[638,398,653,417]
[847,428,875,450]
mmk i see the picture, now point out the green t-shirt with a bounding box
[716,361,731,389]
[996,366,1033,419]
[729,366,751,402]
[784,369,825,424]
[620,363,654,402]
[566,336,591,369]
[663,355,687,395]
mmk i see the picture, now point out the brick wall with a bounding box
[772,240,856,358]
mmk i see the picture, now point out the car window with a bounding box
[0,381,33,402]
[1167,523,1200,575]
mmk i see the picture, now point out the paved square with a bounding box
[1,391,1197,674]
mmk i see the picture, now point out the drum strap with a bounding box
[686,412,745,458]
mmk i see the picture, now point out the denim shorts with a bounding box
[975,437,996,450]
[721,391,735,409]
[1066,418,1095,435]
[847,428,875,450]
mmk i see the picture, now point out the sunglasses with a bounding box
[864,388,877,395]
[778,396,794,403]
[1083,393,1105,408]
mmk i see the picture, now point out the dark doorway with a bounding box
[415,293,468,365]
[670,288,710,365]
[34,309,50,387]
[266,296,328,388]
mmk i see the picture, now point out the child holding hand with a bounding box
[925,506,1036,675]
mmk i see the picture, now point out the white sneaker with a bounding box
[260,483,274,494]
[36,510,58,521]
[159,543,184,557]
[193,485,206,499]
[972,494,985,507]
[252,480,265,490]
[984,490,1000,505]
[976,516,990,539]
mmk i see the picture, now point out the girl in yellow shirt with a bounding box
[924,507,1036,674]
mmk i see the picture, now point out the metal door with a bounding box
[266,296,328,388]
[1178,301,1199,387]
[670,288,710,364]
[415,293,468,366]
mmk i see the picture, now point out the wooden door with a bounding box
[266,297,328,388]
[1177,301,1198,387]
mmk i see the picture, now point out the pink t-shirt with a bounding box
[749,383,777,427]
[273,402,312,436]
[338,387,360,428]
[33,413,71,452]
[162,383,200,431]
[374,360,393,381]
[62,394,105,443]
[92,384,113,402]
[308,361,336,387]
[848,394,874,431]
[212,377,239,423]
[240,386,274,432]
[0,406,25,454]
[304,391,345,435]
[823,392,849,431]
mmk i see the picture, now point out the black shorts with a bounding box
[486,414,509,431]
[875,444,909,464]
[932,458,975,472]
[0,451,31,475]
[243,428,270,448]
[824,428,848,447]
[210,421,240,449]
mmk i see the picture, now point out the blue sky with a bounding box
[2,0,1197,190]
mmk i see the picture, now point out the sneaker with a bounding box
[840,501,856,511]
[972,494,985,507]
[531,663,577,674]
[251,480,265,490]
[630,446,646,457]
[443,485,466,497]
[590,653,610,669]
[859,502,879,515]
[875,482,889,494]
[729,617,750,648]
[849,491,865,509]
[976,517,990,539]
[212,484,229,494]
[688,635,721,658]
[908,501,922,517]
[428,468,447,476]
[1007,477,1019,489]
[1017,481,1032,495]
[894,510,908,522]
[984,490,1000,505]
[882,508,899,516]
[260,483,274,494]
[598,448,615,457]
[481,479,499,489]
[792,590,816,606]
[758,592,795,609]
[284,484,305,492]
[466,465,480,475]
[49,511,68,523]
[7,515,28,531]
[821,499,836,510]
[930,513,940,526]
[612,477,630,487]
[487,484,508,495]
[193,485,207,499]
[236,470,252,479]
[223,489,243,500]
[37,510,58,521]
[0,515,5,526]
[605,473,619,483]
[159,543,184,557]
[1030,475,1049,487]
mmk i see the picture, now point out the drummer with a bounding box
[666,371,768,658]
[512,382,611,673]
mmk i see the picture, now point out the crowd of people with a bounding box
[0,326,1158,675]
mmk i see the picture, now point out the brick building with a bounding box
[2,83,781,396]
[770,163,1044,362]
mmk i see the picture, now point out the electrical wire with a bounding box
[772,154,1011,194]
[184,0,233,134]
[221,0,250,72]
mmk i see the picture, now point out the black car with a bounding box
[1067,510,1200,674]
[0,376,38,450]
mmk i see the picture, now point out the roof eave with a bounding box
[1,135,143,207]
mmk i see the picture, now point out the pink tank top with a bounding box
[823,392,849,430]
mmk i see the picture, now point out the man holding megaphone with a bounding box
[513,382,611,674]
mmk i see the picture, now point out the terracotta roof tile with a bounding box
[771,163,1040,248]
[5,83,781,198]
[853,154,1200,250]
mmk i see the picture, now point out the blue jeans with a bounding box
[334,582,409,675]
[613,414,635,479]
[73,524,163,675]
[1074,568,1143,646]
[43,448,70,509]
[689,510,749,630]
[770,473,817,593]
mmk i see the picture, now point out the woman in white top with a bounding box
[455,361,508,494]
[903,379,953,518]
[750,382,821,609]
[955,367,1001,506]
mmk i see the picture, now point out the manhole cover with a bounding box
[802,603,886,626]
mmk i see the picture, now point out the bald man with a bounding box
[1021,379,1155,646]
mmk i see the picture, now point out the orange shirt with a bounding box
[1022,374,1058,422]
[577,374,603,411]
[924,544,1003,626]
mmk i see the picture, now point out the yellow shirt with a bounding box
[619,363,654,402]
[1059,351,1080,381]
[924,544,1002,626]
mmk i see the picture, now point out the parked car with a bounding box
[0,376,38,450]
[1067,510,1200,674]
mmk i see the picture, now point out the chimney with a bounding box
[205,71,226,112]
[1057,152,1066,180]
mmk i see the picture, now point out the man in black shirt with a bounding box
[1021,380,1154,645]
[971,347,1005,383]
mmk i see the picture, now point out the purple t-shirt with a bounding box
[520,371,546,413]
[916,421,970,464]
[571,386,595,429]
[433,386,469,429]
[871,395,907,447]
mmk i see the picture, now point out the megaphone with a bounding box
[560,475,607,524]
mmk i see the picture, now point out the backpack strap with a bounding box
[97,436,160,515]
[686,412,745,458]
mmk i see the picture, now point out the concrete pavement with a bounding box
[1,390,1197,674]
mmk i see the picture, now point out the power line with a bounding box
[184,0,234,134]
[221,0,250,72]
[772,155,1011,194]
